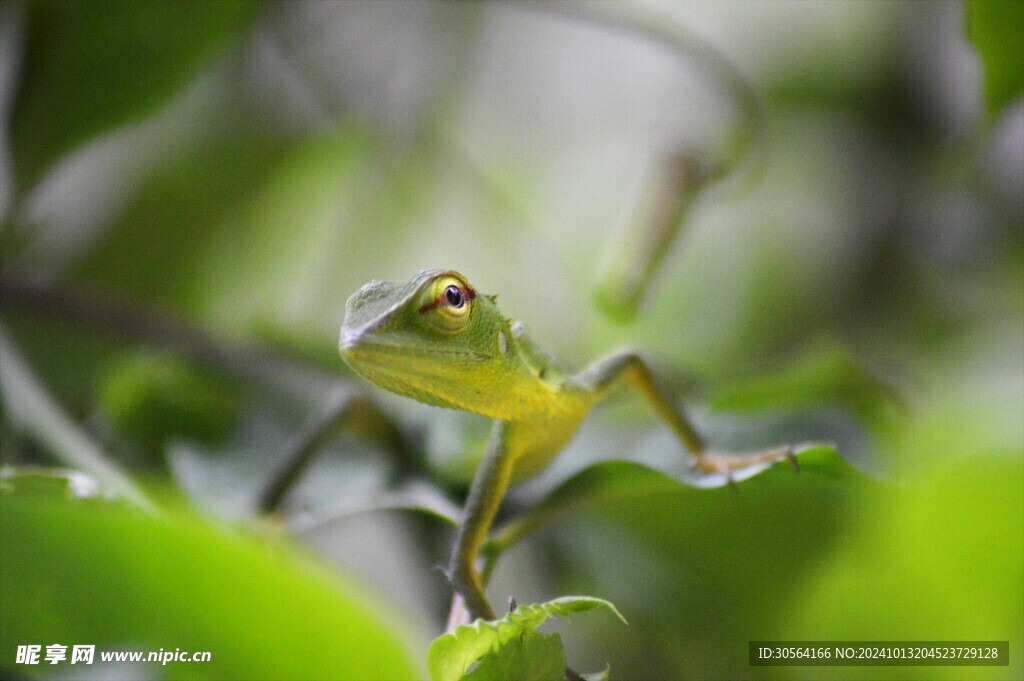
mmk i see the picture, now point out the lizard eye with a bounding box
[444,285,467,309]
[419,274,475,330]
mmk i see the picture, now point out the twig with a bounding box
[288,481,462,534]
[0,272,338,399]
[257,385,367,514]
[530,1,768,318]
[535,0,764,170]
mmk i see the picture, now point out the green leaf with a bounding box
[427,597,626,681]
[581,667,611,681]
[464,631,565,681]
[545,449,873,678]
[780,457,1023,658]
[12,0,260,190]
[490,445,851,553]
[69,128,368,329]
[966,0,1024,114]
[0,470,423,680]
[290,482,463,534]
[69,137,294,311]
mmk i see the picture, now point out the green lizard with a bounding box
[339,269,794,622]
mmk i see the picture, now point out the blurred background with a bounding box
[1,1,1021,680]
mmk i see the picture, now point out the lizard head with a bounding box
[339,270,518,417]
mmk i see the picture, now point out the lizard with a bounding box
[339,269,794,622]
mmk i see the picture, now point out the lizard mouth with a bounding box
[339,334,496,412]
[340,341,489,412]
[340,336,489,363]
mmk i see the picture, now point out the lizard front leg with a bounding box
[448,420,515,621]
[575,349,795,478]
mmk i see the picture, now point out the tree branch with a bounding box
[0,272,339,399]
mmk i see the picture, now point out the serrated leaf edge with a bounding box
[427,596,626,681]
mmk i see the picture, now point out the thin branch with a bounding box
[525,1,768,318]
[0,272,339,399]
[0,320,157,512]
[257,385,362,514]
[536,0,765,174]
[287,481,462,534]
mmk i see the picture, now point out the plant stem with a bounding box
[537,0,764,169]
[0,272,337,399]
[257,386,364,514]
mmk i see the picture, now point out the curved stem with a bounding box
[256,386,361,514]
[535,0,765,174]
[0,272,338,399]
[529,1,767,317]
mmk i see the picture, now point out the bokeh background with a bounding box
[1,1,1021,680]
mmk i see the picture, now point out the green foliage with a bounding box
[535,449,875,678]
[427,597,625,681]
[778,457,1024,680]
[489,445,849,556]
[0,469,423,680]
[70,137,294,311]
[69,128,369,329]
[966,0,1024,115]
[2,3,1021,680]
[463,632,565,681]
[12,0,259,190]
[97,351,239,457]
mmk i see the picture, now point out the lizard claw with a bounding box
[785,446,799,473]
[691,445,796,478]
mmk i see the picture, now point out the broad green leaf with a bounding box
[69,137,294,311]
[0,469,423,680]
[70,128,368,333]
[464,631,565,681]
[427,597,626,681]
[778,458,1023,680]
[12,0,259,190]
[966,0,1024,115]
[536,448,872,679]
[490,445,850,553]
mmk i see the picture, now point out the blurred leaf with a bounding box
[12,0,259,190]
[885,326,1022,473]
[777,457,1023,680]
[290,481,463,534]
[708,344,901,430]
[536,448,872,679]
[966,0,1024,115]
[3,312,124,414]
[71,128,368,333]
[71,137,294,310]
[491,446,850,553]
[98,350,239,459]
[428,597,625,681]
[463,631,565,681]
[0,467,103,500]
[0,471,423,680]
[0,323,156,510]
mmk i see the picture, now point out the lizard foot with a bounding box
[691,445,797,485]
